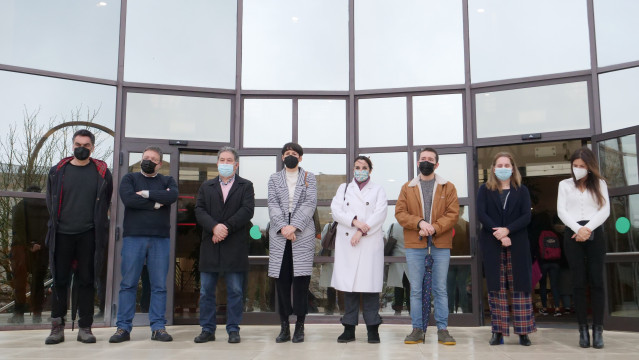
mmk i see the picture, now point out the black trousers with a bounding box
[276,240,310,323]
[51,230,96,328]
[393,274,411,311]
[342,292,382,326]
[564,224,605,326]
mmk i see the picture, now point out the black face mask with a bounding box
[283,155,299,169]
[140,159,157,174]
[73,147,90,161]
[418,161,435,176]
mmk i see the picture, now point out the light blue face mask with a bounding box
[218,163,234,178]
[494,167,512,181]
[354,169,369,182]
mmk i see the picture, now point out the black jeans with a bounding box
[564,224,605,326]
[276,240,311,323]
[342,292,382,326]
[51,230,96,328]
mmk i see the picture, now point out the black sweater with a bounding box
[119,172,178,238]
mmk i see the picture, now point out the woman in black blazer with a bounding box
[477,152,535,346]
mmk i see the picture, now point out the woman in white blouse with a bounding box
[557,147,610,350]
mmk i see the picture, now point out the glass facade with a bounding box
[1,1,638,330]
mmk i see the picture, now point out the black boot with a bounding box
[579,325,590,348]
[366,324,380,344]
[292,322,305,343]
[275,321,290,343]
[592,325,604,349]
[489,332,503,345]
[519,334,531,346]
[337,324,356,343]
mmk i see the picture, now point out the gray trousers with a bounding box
[341,292,382,326]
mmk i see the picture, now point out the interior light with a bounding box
[477,9,485,13]
[97,1,107,6]
[291,16,299,23]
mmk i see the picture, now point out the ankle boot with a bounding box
[275,321,290,343]
[366,324,380,344]
[489,332,503,345]
[592,325,604,349]
[519,334,531,346]
[45,317,65,345]
[292,322,305,343]
[337,324,356,343]
[578,325,590,348]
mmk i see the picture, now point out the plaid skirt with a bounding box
[487,247,536,336]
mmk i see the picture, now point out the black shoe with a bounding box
[366,324,380,344]
[579,325,590,348]
[194,330,215,343]
[151,329,173,342]
[292,322,304,343]
[519,334,531,346]
[228,331,241,344]
[337,324,356,343]
[592,325,604,349]
[276,321,290,343]
[489,332,503,345]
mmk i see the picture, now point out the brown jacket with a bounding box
[395,174,459,249]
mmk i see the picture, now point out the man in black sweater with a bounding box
[109,146,178,343]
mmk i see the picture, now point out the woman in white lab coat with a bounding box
[331,156,388,344]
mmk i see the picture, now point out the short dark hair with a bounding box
[73,129,95,145]
[281,142,304,156]
[144,146,163,162]
[218,146,239,162]
[418,147,439,163]
[354,155,373,171]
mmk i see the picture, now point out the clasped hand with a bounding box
[572,226,591,242]
[281,225,297,241]
[419,221,435,237]
[212,223,229,243]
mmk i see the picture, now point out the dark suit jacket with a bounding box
[477,184,532,292]
[195,175,255,272]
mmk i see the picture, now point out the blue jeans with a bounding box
[406,246,450,330]
[116,236,170,332]
[199,271,245,334]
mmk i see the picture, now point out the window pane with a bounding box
[124,0,236,88]
[240,156,277,199]
[594,0,639,67]
[242,0,348,90]
[298,99,346,148]
[0,71,116,193]
[446,265,473,314]
[243,99,292,148]
[0,0,120,79]
[358,97,407,147]
[599,67,639,133]
[598,135,638,188]
[452,206,471,256]
[301,154,347,202]
[245,264,275,312]
[475,82,590,138]
[436,153,469,198]
[355,0,464,89]
[359,152,408,201]
[128,152,171,176]
[606,262,639,318]
[605,194,639,253]
[413,94,464,146]
[469,0,590,83]
[125,93,231,143]
[251,207,271,237]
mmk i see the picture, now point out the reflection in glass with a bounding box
[358,97,407,147]
[606,262,639,317]
[124,0,236,88]
[598,135,638,188]
[242,0,348,90]
[0,0,120,79]
[245,264,275,313]
[436,153,469,198]
[125,93,231,142]
[446,265,473,314]
[594,0,639,67]
[605,195,639,253]
[475,82,589,138]
[301,154,347,202]
[251,207,271,235]
[243,99,292,148]
[469,0,590,83]
[598,67,639,132]
[298,99,346,148]
[239,156,277,199]
[413,94,464,146]
[360,152,408,201]
[452,206,471,256]
[355,0,464,89]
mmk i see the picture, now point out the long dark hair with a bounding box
[569,147,606,209]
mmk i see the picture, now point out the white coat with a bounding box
[330,179,387,293]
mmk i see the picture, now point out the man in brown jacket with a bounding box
[395,147,459,345]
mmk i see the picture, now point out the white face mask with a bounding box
[573,167,588,181]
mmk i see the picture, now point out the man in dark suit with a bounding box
[193,146,255,344]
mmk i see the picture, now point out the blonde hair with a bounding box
[486,152,522,192]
